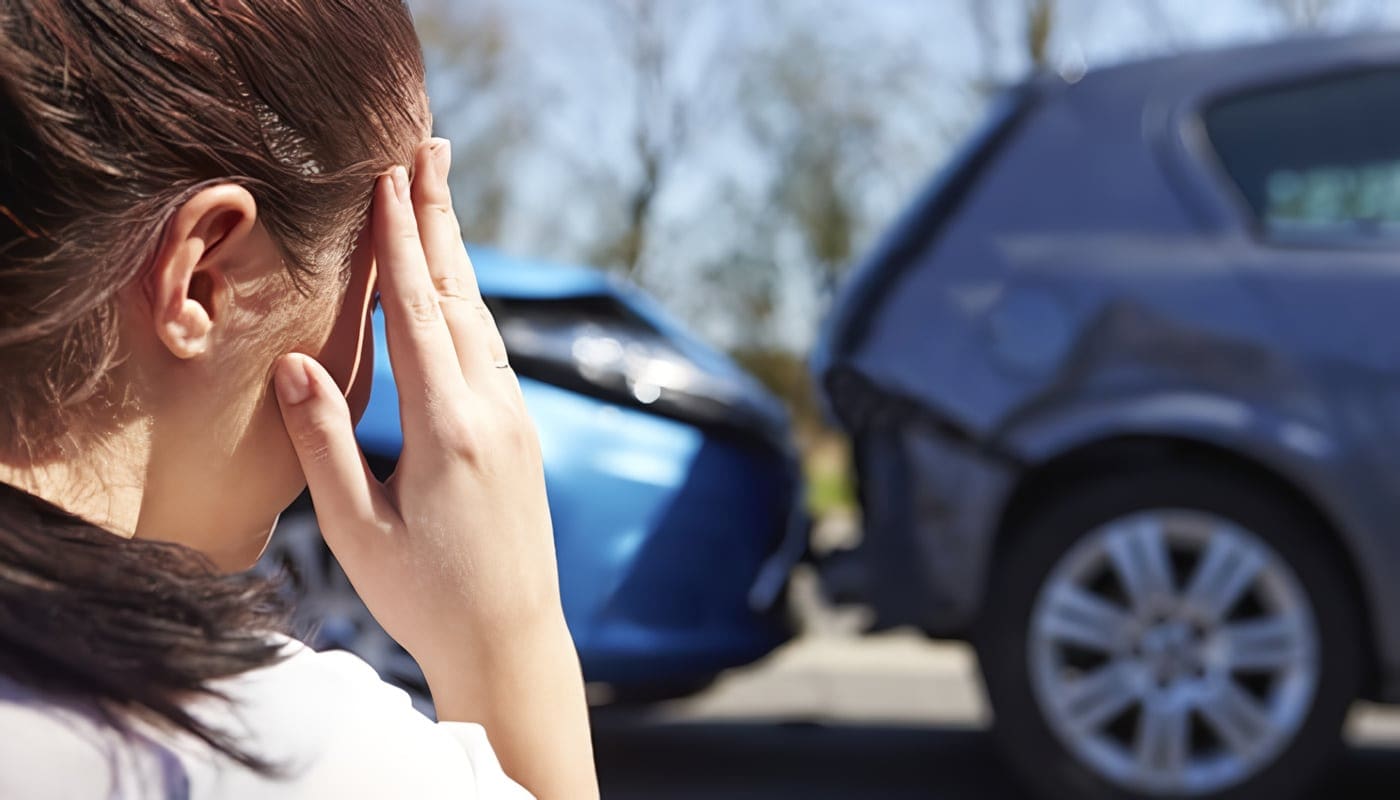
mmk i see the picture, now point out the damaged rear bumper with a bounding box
[818,372,1017,636]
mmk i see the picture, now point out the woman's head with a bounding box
[0,0,430,566]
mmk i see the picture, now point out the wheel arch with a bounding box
[989,433,1382,697]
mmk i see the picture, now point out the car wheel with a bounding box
[978,466,1361,800]
[259,512,434,716]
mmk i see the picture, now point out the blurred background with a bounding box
[406,0,1392,522]
[267,1,1400,797]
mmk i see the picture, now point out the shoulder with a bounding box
[0,638,533,800]
[0,676,184,799]
[196,635,533,799]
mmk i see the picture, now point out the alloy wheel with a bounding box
[1027,509,1320,796]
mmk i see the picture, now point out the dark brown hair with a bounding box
[0,0,427,773]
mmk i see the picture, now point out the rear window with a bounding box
[1204,69,1400,239]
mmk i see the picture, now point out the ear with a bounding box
[146,185,257,360]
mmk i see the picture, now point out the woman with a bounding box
[0,1,597,798]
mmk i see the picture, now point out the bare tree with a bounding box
[743,32,867,304]
[694,13,948,380]
[585,0,701,281]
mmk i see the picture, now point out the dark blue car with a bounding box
[817,33,1400,800]
[264,246,807,709]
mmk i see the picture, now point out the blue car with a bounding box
[262,246,807,710]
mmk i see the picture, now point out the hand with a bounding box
[273,139,596,799]
[272,139,562,673]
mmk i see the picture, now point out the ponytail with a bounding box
[0,483,292,772]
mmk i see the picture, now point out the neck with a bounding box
[0,422,151,538]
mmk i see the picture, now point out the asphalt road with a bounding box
[594,718,1400,799]
[594,719,1022,800]
[591,629,1400,799]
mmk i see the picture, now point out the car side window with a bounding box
[1204,69,1400,239]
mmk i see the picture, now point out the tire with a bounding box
[977,466,1362,800]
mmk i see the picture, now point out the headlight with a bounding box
[487,295,788,446]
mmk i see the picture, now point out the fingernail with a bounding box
[391,165,410,202]
[430,137,452,177]
[274,355,312,405]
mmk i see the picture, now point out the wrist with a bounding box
[418,606,578,715]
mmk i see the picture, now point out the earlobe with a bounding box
[161,294,214,359]
[147,185,257,360]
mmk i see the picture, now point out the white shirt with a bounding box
[0,636,534,799]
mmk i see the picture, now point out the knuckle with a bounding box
[477,392,522,428]
[306,440,334,465]
[425,202,454,219]
[501,401,539,447]
[433,275,465,299]
[474,303,502,334]
[437,415,480,459]
[292,425,322,452]
[405,292,441,324]
[292,416,341,462]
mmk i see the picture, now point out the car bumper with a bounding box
[514,377,804,685]
[822,414,1013,636]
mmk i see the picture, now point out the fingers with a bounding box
[373,166,472,439]
[410,140,512,392]
[273,353,389,557]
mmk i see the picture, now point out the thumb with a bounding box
[273,353,384,554]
